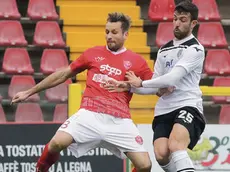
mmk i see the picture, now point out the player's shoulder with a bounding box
[84,46,105,53]
[182,37,204,49]
[126,49,145,61]
[159,40,174,50]
[183,38,204,54]
[79,46,106,60]
[159,37,204,50]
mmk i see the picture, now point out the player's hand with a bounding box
[107,77,127,88]
[11,91,30,105]
[102,83,130,92]
[125,71,142,88]
[156,87,175,97]
[101,78,130,92]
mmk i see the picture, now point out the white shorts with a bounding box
[58,109,146,159]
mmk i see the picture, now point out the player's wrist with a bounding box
[140,80,143,87]
[26,89,34,96]
[127,84,131,92]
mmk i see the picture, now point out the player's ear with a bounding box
[191,20,198,30]
[124,31,128,39]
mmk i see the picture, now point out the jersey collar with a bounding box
[105,46,127,55]
[173,34,195,46]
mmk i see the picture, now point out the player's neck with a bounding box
[173,33,194,45]
[106,46,127,55]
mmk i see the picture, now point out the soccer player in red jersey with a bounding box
[11,13,154,172]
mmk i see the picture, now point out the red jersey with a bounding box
[70,46,153,118]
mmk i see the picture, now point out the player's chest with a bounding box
[161,48,184,73]
[89,55,133,78]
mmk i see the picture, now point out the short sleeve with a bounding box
[137,59,153,80]
[69,51,90,74]
[174,45,205,73]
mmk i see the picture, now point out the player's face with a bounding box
[173,11,197,40]
[105,22,128,52]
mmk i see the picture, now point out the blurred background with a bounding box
[0,0,229,172]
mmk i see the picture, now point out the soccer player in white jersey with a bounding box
[103,1,206,172]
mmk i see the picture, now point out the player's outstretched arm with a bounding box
[132,46,204,89]
[102,76,174,96]
[126,67,187,88]
[130,87,174,96]
[11,67,74,104]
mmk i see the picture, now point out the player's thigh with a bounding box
[49,130,100,156]
[68,141,100,158]
[56,109,103,154]
[58,109,102,142]
[125,151,151,170]
[57,109,105,157]
[103,118,146,158]
[169,106,205,151]
[168,123,190,152]
[152,115,173,162]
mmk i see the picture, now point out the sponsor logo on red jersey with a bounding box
[100,64,122,76]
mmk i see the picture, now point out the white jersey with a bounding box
[154,34,205,116]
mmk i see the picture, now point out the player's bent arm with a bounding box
[130,73,159,95]
[130,87,159,95]
[142,66,187,88]
[141,46,204,88]
[26,66,74,97]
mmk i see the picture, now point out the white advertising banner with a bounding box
[137,124,230,172]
